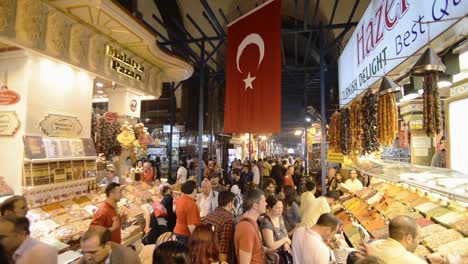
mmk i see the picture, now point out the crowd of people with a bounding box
[0,155,456,264]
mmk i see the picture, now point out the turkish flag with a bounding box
[224,0,282,134]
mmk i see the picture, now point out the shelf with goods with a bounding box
[26,179,156,252]
[334,174,468,259]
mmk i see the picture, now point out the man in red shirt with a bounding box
[90,183,125,243]
[234,189,267,264]
[174,180,200,245]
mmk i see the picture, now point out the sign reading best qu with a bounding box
[338,0,468,107]
[106,45,144,81]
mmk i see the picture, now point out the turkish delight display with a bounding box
[454,218,468,236]
[436,238,468,256]
[424,229,463,250]
[420,224,447,240]
[414,202,440,214]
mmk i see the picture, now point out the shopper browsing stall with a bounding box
[0,215,57,264]
[0,195,28,217]
[74,226,140,264]
[292,213,340,264]
[301,190,340,227]
[369,215,447,264]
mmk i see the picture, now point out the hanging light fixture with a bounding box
[411,48,446,76]
[378,77,401,96]
[378,76,402,101]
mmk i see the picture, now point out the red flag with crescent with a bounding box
[223,0,281,133]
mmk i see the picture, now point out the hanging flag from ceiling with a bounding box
[224,0,282,133]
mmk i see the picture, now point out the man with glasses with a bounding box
[0,215,57,264]
[90,183,125,243]
[73,226,140,264]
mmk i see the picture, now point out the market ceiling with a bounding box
[128,0,369,135]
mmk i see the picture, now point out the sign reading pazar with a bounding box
[40,114,82,137]
[106,45,144,81]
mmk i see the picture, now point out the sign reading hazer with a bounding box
[106,45,144,81]
[338,0,467,107]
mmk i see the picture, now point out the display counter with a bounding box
[335,160,468,259]
[26,179,155,252]
[347,158,468,203]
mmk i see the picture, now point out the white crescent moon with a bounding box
[236,33,265,74]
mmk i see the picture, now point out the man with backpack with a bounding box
[234,189,267,264]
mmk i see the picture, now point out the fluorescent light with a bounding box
[97,90,104,94]
[92,97,109,103]
[438,80,452,88]
[96,82,104,88]
[400,93,420,102]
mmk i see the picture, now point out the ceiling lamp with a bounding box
[411,48,446,76]
[96,82,104,88]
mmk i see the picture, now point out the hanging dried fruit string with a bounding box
[340,108,351,155]
[349,100,363,156]
[328,111,341,152]
[361,91,380,155]
[377,93,399,146]
[423,72,442,137]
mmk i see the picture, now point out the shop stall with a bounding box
[0,0,192,256]
[329,0,468,261]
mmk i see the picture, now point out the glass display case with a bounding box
[347,158,468,203]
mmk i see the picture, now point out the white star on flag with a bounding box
[243,72,256,90]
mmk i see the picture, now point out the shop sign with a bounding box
[0,89,20,105]
[103,112,118,123]
[0,111,20,136]
[40,114,82,137]
[327,150,344,164]
[338,0,468,107]
[106,45,144,81]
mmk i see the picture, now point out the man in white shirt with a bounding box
[301,190,340,227]
[0,215,57,264]
[300,181,316,218]
[342,170,363,193]
[196,179,219,218]
[369,215,446,264]
[176,160,188,184]
[292,213,340,264]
